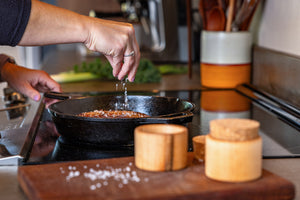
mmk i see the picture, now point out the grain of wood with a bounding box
[134,124,188,172]
[210,118,260,141]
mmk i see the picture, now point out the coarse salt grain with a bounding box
[90,185,96,190]
[66,170,80,181]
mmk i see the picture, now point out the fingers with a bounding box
[107,37,140,82]
[124,44,140,82]
[16,81,42,101]
[88,19,140,82]
[105,56,123,78]
[120,28,140,82]
[29,72,62,102]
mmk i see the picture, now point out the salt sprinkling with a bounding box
[61,162,148,190]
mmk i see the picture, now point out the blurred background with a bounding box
[1,0,299,68]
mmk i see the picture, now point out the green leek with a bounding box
[51,71,99,83]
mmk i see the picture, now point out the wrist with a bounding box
[0,54,16,82]
[81,15,95,45]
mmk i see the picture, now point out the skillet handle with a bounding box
[44,92,72,100]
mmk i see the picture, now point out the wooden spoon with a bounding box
[206,6,226,31]
[199,0,226,31]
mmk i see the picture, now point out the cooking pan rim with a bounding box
[47,95,195,121]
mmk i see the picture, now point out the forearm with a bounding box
[18,0,140,82]
[19,0,88,46]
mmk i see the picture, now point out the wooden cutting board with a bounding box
[18,153,295,200]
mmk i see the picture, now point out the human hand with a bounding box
[83,18,140,82]
[0,62,61,102]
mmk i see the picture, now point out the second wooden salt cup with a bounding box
[134,124,188,172]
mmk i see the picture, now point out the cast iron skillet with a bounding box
[45,92,195,146]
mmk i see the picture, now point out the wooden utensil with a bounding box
[206,6,226,31]
[226,0,235,31]
[199,0,226,31]
[232,0,260,31]
[240,0,260,30]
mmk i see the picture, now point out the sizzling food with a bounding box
[77,109,150,119]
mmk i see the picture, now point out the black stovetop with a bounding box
[21,86,300,165]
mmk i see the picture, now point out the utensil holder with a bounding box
[200,31,252,88]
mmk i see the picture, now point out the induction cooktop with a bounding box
[1,84,300,166]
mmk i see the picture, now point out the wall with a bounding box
[252,0,300,107]
[257,0,300,56]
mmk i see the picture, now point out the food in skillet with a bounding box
[77,109,150,119]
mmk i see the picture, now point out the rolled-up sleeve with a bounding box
[0,0,32,46]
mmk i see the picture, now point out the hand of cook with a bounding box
[1,62,61,103]
[84,18,140,82]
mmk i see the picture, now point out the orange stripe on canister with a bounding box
[201,63,251,89]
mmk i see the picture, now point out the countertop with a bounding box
[0,48,299,200]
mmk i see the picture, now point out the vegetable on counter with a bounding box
[51,58,187,84]
[51,71,99,83]
[158,64,188,75]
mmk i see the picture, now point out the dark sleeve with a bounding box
[0,0,32,46]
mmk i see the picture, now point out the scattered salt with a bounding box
[96,183,102,188]
[90,185,96,190]
[61,162,148,190]
[66,170,80,181]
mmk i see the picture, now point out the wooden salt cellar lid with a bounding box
[210,118,259,141]
[205,118,262,182]
[134,124,188,172]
